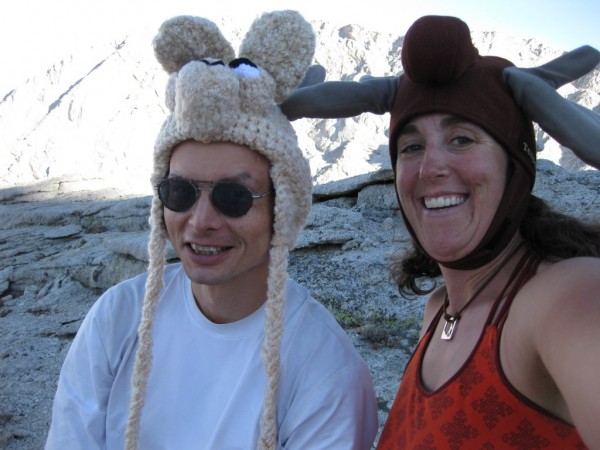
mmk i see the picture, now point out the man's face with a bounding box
[163,140,273,297]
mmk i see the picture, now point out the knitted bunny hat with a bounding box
[125,11,315,450]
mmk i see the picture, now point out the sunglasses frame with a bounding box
[157,177,273,217]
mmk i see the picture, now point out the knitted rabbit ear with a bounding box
[240,10,316,104]
[153,15,235,74]
[504,45,600,169]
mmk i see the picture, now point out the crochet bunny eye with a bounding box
[229,58,260,78]
[229,57,257,69]
[199,58,225,66]
[197,57,260,78]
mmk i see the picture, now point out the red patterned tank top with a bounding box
[377,252,587,449]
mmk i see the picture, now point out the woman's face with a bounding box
[395,113,508,263]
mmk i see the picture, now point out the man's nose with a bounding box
[187,190,222,230]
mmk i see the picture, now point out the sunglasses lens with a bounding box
[158,179,197,212]
[158,179,259,217]
[212,183,253,217]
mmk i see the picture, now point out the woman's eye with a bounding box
[451,135,474,146]
[399,143,422,154]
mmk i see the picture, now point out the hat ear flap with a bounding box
[240,10,316,103]
[504,45,600,169]
[153,15,235,74]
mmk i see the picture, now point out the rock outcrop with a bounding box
[1,19,598,449]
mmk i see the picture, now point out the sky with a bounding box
[1,0,599,94]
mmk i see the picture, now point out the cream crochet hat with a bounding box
[125,11,315,450]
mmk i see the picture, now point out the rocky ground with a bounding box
[1,159,598,449]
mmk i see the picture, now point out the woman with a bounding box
[283,15,600,448]
[378,16,600,448]
[380,113,600,447]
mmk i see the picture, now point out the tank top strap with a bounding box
[428,248,539,333]
[491,250,541,326]
[429,301,445,334]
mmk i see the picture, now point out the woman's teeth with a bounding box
[190,244,226,255]
[424,195,466,209]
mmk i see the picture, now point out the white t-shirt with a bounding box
[46,263,378,449]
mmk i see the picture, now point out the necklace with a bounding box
[441,243,523,340]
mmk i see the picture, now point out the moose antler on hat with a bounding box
[281,42,600,169]
[504,46,600,169]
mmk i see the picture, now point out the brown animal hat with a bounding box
[281,17,600,270]
[125,11,315,450]
[389,15,537,270]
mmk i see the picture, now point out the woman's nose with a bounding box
[419,144,449,180]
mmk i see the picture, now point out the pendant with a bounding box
[441,318,458,340]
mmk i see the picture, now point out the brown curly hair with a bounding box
[388,194,600,298]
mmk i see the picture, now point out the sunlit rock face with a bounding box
[1,19,598,450]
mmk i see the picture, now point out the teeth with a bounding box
[424,195,465,209]
[190,243,226,255]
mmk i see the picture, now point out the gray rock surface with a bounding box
[1,160,598,449]
[1,18,599,450]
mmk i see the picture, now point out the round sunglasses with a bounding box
[157,177,273,218]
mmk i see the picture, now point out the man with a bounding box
[45,11,377,450]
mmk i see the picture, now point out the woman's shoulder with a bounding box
[532,256,600,291]
[515,255,600,321]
